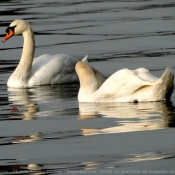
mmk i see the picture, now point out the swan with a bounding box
[2,19,88,88]
[75,61,174,102]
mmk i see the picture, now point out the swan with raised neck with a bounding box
[6,20,34,87]
[3,19,87,88]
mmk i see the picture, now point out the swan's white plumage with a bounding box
[133,68,158,83]
[4,19,87,88]
[29,54,78,86]
[75,61,174,103]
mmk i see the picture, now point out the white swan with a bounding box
[75,61,174,102]
[2,19,87,88]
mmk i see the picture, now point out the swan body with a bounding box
[2,19,87,88]
[75,61,174,102]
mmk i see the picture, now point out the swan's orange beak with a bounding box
[2,29,14,43]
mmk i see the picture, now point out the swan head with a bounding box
[2,19,31,42]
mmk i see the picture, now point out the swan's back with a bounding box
[92,68,154,102]
[133,68,158,83]
[29,54,78,86]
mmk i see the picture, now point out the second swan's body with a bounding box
[75,61,174,102]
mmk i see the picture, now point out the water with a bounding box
[0,0,175,174]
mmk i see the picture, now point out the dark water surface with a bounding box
[0,0,175,174]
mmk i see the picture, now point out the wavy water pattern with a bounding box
[0,0,175,174]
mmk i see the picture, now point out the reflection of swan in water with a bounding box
[13,133,42,143]
[79,102,175,135]
[5,163,44,175]
[8,84,79,102]
[8,84,79,120]
[8,88,39,120]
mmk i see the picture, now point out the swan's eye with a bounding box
[5,28,10,34]
[6,25,16,34]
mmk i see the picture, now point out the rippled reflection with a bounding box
[12,133,42,144]
[7,84,79,120]
[0,150,174,174]
[8,88,39,120]
[82,151,175,170]
[79,102,175,135]
[0,0,175,173]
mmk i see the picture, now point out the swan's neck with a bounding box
[75,61,98,96]
[9,27,35,87]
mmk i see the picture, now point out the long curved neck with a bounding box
[11,27,35,86]
[75,61,98,95]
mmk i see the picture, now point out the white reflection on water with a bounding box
[79,102,175,135]
[82,151,175,170]
[8,88,40,120]
[12,133,42,144]
[7,84,78,120]
[6,87,175,136]
[0,0,175,174]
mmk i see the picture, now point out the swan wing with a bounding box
[93,68,156,102]
[29,54,78,86]
[133,68,158,83]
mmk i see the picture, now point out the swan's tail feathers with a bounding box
[154,67,174,101]
[81,55,88,63]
